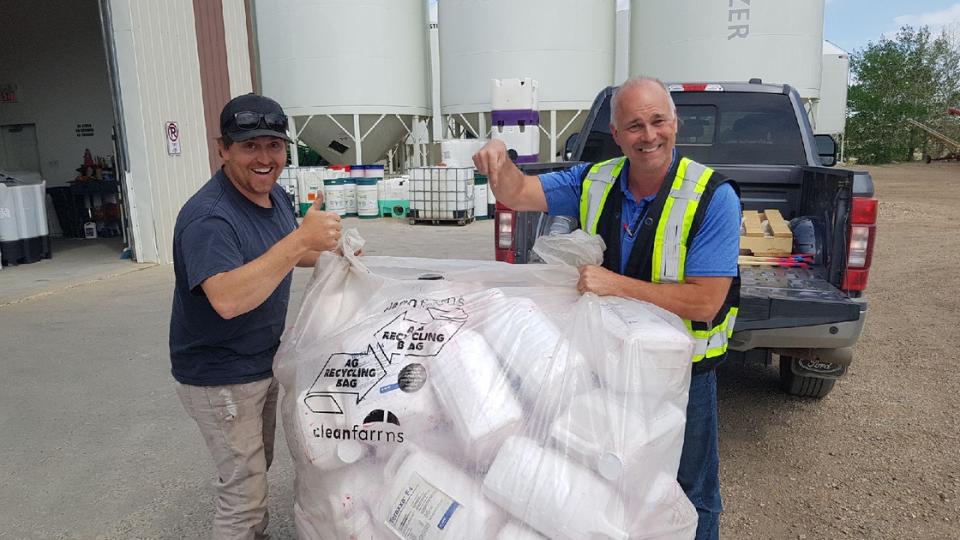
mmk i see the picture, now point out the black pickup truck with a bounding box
[493,81,878,398]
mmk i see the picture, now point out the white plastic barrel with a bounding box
[0,183,19,244]
[430,330,522,464]
[483,435,629,540]
[343,178,358,217]
[378,445,504,538]
[324,179,346,216]
[356,178,380,219]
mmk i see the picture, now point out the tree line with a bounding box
[846,25,960,164]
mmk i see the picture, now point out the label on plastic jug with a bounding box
[385,472,462,539]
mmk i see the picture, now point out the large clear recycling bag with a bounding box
[274,231,698,540]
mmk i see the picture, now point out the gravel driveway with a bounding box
[719,161,960,539]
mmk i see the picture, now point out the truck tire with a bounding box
[779,355,836,398]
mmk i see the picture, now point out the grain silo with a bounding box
[255,0,431,165]
[815,40,850,136]
[439,0,616,161]
[629,0,825,99]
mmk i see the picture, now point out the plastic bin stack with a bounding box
[490,78,540,165]
[275,240,700,540]
[0,172,51,266]
[292,165,392,219]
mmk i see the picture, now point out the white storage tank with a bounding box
[439,0,616,161]
[815,40,850,136]
[629,0,825,99]
[255,0,431,165]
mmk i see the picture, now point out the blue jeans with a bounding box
[677,369,722,540]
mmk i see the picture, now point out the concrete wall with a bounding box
[0,0,116,187]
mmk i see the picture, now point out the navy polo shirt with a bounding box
[169,170,297,386]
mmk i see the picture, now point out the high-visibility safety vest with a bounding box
[579,156,741,372]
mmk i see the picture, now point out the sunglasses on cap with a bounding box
[232,111,289,132]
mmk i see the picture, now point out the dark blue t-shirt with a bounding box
[169,170,297,386]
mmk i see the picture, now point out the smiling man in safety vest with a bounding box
[473,76,741,540]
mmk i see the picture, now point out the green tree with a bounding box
[846,26,960,164]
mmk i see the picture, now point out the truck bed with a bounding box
[516,161,862,332]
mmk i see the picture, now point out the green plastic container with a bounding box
[379,199,409,218]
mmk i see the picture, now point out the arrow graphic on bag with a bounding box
[374,307,468,365]
[303,344,388,415]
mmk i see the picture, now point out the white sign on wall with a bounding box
[165,121,181,155]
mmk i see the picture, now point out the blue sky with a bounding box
[825,0,960,53]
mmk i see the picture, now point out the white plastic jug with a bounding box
[623,472,698,540]
[497,521,547,540]
[550,389,687,485]
[482,435,629,540]
[329,493,384,540]
[295,462,385,539]
[297,391,366,471]
[595,297,693,401]
[430,329,523,464]
[481,298,595,423]
[377,445,503,539]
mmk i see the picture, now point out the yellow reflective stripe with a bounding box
[688,308,736,339]
[651,196,673,284]
[579,179,593,232]
[672,158,689,191]
[580,158,625,235]
[676,165,714,282]
[652,159,691,283]
[685,306,737,362]
[726,307,739,338]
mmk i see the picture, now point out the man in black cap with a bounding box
[169,93,342,539]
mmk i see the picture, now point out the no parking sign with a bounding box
[165,121,181,155]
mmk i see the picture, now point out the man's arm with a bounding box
[296,251,323,268]
[473,139,548,212]
[577,266,731,322]
[202,201,341,319]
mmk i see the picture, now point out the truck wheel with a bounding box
[779,355,836,398]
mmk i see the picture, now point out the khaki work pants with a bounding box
[177,377,279,540]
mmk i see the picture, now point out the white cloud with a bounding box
[894,3,960,30]
[877,3,960,43]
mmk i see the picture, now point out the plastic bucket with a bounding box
[343,178,358,217]
[324,179,346,216]
[356,178,379,219]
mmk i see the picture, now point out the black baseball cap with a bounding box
[219,93,292,142]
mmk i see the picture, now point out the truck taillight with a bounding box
[494,203,516,263]
[497,211,513,249]
[842,197,878,291]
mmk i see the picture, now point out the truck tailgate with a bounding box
[737,266,861,331]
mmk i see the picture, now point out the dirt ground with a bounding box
[718,161,960,539]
